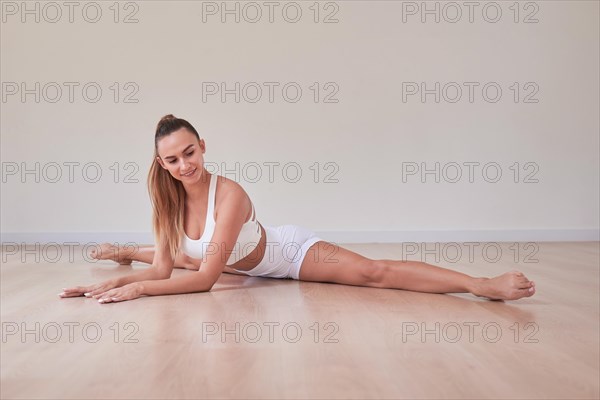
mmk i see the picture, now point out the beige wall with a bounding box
[1,1,598,243]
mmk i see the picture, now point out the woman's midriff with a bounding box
[222,222,267,274]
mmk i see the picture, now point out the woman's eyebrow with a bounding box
[164,144,194,160]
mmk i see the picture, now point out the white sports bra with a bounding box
[181,173,262,266]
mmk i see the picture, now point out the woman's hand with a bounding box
[59,279,119,298]
[94,283,143,303]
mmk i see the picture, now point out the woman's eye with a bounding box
[168,151,192,164]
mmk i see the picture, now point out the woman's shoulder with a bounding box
[214,173,244,193]
[214,174,250,203]
[213,174,253,220]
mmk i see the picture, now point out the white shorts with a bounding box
[231,224,324,280]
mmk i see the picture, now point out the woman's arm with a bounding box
[93,189,249,302]
[114,266,165,286]
[61,264,167,299]
[138,269,213,295]
[138,190,251,297]
[78,239,174,299]
[115,238,174,285]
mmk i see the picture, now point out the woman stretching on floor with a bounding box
[60,115,536,303]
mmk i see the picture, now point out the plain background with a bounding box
[1,1,598,244]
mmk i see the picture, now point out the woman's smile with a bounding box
[181,168,197,177]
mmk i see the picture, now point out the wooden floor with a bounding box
[1,241,598,399]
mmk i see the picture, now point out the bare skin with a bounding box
[90,242,536,301]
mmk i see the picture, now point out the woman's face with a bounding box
[156,128,206,182]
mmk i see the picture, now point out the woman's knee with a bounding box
[359,259,389,288]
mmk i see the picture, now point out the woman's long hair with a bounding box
[147,114,201,261]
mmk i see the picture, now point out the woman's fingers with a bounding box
[91,287,114,299]
[84,281,118,298]
[59,289,110,299]
[98,296,121,303]
[97,286,137,304]
[59,291,84,298]
[60,284,103,298]
[87,288,106,298]
[59,286,89,297]
[61,282,132,304]
[97,290,118,303]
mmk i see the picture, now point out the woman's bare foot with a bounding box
[90,243,133,265]
[472,270,536,301]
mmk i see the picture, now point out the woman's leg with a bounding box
[90,243,198,270]
[298,241,536,301]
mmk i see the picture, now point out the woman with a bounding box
[60,115,536,303]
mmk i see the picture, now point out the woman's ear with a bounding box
[156,156,166,169]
